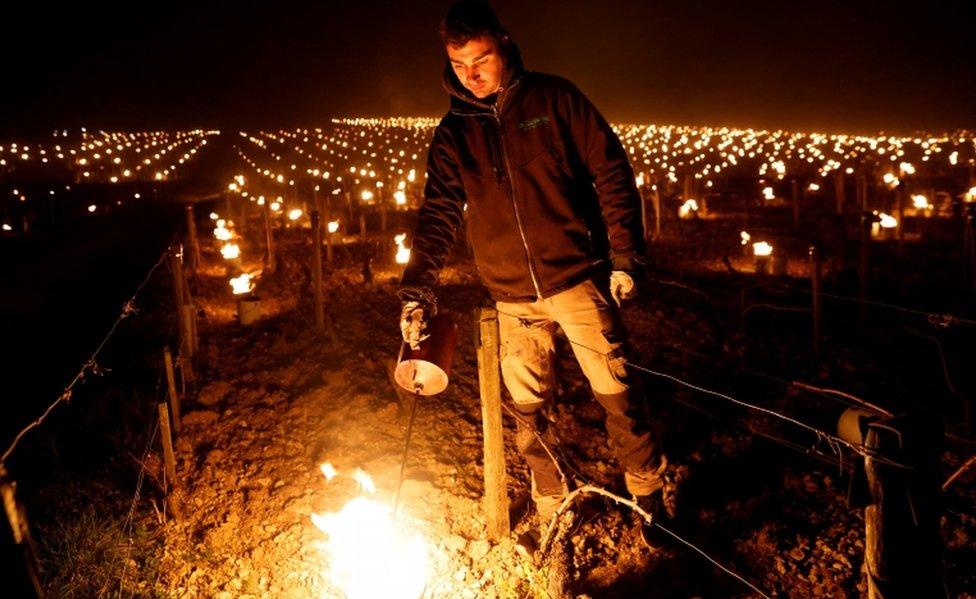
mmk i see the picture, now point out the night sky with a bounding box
[5,0,974,136]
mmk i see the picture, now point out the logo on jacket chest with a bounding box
[517,115,550,131]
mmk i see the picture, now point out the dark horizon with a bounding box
[4,0,975,137]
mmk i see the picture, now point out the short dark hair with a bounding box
[439,1,509,48]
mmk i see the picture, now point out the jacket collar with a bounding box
[443,40,524,116]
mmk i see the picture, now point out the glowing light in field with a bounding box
[221,243,241,259]
[288,208,303,221]
[394,190,407,205]
[327,220,340,234]
[740,231,751,245]
[214,221,233,241]
[912,194,931,210]
[229,273,255,295]
[678,198,699,218]
[310,465,429,599]
[394,233,410,264]
[753,241,773,256]
[878,212,897,228]
[87,204,97,213]
[762,186,775,201]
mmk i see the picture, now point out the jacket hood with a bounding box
[441,39,524,112]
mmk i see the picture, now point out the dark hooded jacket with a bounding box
[400,40,645,304]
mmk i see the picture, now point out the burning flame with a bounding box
[678,198,699,218]
[740,231,751,245]
[288,208,303,221]
[229,273,255,295]
[221,243,241,259]
[762,186,775,201]
[328,220,340,234]
[394,190,407,205]
[311,463,429,599]
[394,233,410,264]
[966,186,976,203]
[753,241,773,256]
[877,212,897,228]
[214,219,234,241]
[912,194,931,210]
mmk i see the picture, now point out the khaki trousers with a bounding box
[496,275,666,519]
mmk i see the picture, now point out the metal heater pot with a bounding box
[394,312,458,395]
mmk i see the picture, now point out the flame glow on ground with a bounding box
[310,463,429,599]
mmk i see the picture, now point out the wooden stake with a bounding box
[810,245,822,354]
[185,205,201,273]
[896,188,905,251]
[170,250,187,353]
[863,414,943,598]
[158,403,177,489]
[163,347,181,433]
[311,210,325,334]
[859,213,871,330]
[834,171,846,216]
[475,307,510,542]
[0,472,44,598]
[157,403,182,522]
[652,185,662,239]
[264,199,276,273]
[181,304,196,359]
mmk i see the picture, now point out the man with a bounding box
[398,0,667,551]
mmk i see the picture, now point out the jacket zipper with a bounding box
[492,103,543,299]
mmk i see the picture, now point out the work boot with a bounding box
[632,492,670,550]
[514,527,542,563]
[515,491,563,563]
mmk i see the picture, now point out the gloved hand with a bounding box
[609,270,637,306]
[400,300,435,350]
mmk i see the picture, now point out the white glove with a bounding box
[609,270,637,306]
[400,301,432,350]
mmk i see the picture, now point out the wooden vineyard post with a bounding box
[0,470,44,598]
[475,307,510,542]
[263,199,276,273]
[310,209,325,334]
[325,193,334,265]
[834,171,846,216]
[859,212,871,330]
[170,250,195,383]
[639,174,650,242]
[163,347,181,434]
[862,413,943,598]
[185,205,201,274]
[809,245,822,354]
[170,249,186,349]
[379,187,388,233]
[652,184,662,240]
[157,403,182,521]
[896,187,905,252]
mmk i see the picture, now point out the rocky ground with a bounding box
[138,210,975,598]
[17,204,975,598]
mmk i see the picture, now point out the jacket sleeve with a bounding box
[398,125,467,301]
[559,81,646,264]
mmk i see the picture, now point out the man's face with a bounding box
[447,36,504,99]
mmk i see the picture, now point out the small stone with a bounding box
[183,410,219,426]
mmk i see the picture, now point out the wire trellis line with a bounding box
[0,225,182,467]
